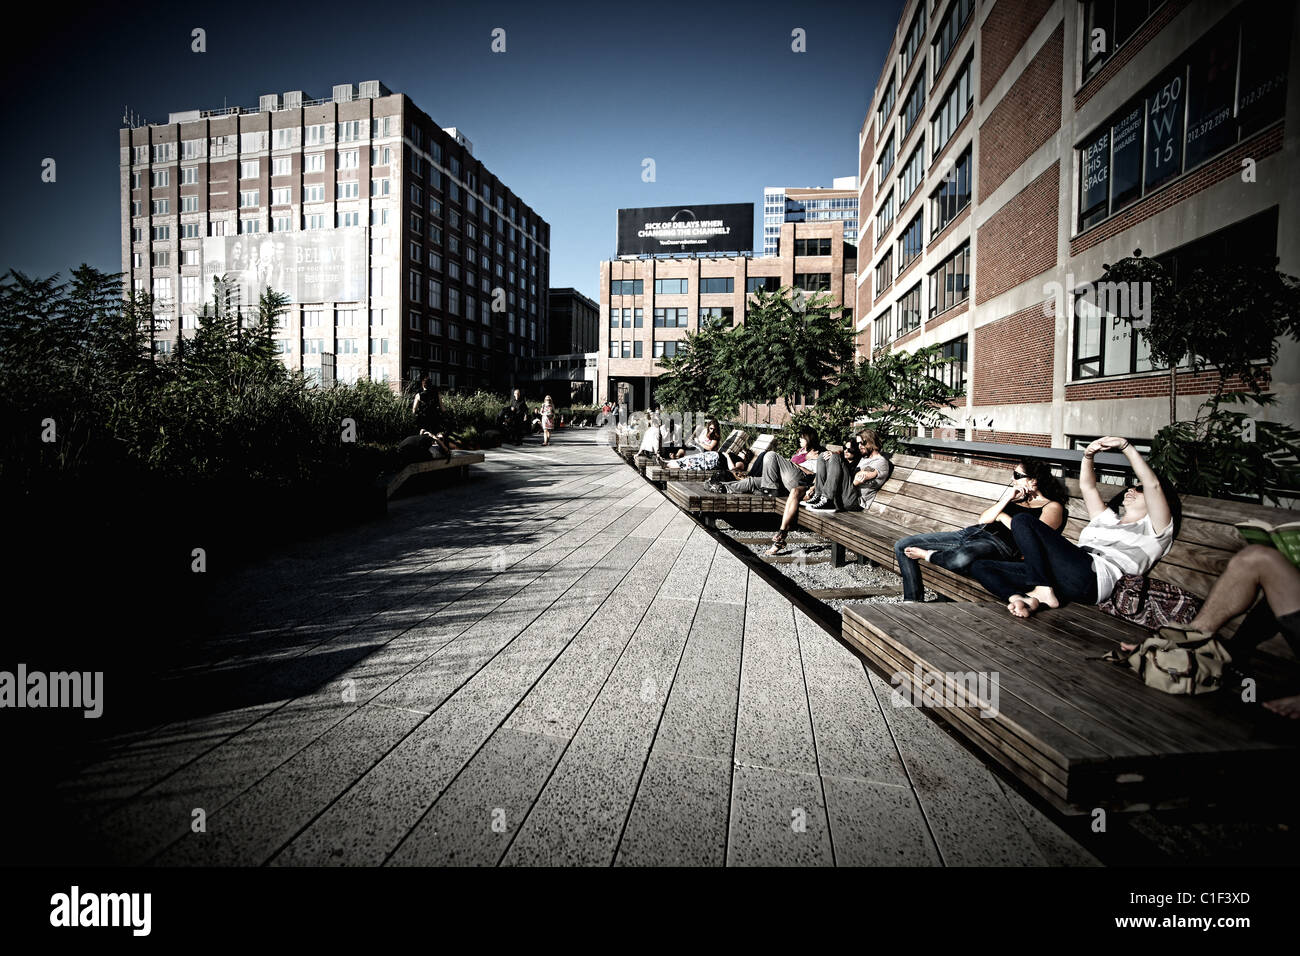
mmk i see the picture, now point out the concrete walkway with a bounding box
[56,428,1097,866]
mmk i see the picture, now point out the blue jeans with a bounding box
[894,526,1018,601]
[970,512,1098,605]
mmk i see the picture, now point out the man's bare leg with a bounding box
[1189,545,1300,634]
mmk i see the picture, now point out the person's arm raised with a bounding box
[1112,437,1173,534]
[979,484,1020,524]
[1079,439,1108,518]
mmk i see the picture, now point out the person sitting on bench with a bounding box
[707,437,816,498]
[667,446,749,473]
[893,460,1068,602]
[1120,545,1300,718]
[969,436,1182,619]
[397,428,450,464]
[637,416,663,458]
[668,418,721,459]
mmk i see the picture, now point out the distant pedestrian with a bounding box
[411,377,454,450]
[540,394,556,446]
[503,387,529,445]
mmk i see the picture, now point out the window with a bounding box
[371,177,390,197]
[901,74,926,139]
[272,187,291,206]
[239,132,266,153]
[875,250,894,292]
[304,125,327,146]
[931,147,972,236]
[181,275,201,304]
[898,212,923,266]
[699,276,735,293]
[935,336,968,392]
[877,134,896,181]
[337,211,359,227]
[653,308,689,328]
[338,150,359,169]
[698,307,734,326]
[151,277,172,305]
[900,4,926,75]
[239,190,259,208]
[240,160,259,179]
[654,278,689,294]
[653,341,680,360]
[182,222,201,238]
[875,309,892,347]
[337,181,359,199]
[274,128,296,150]
[1083,1,1165,79]
[610,278,643,295]
[337,120,361,143]
[303,184,324,203]
[896,283,922,336]
[181,167,198,185]
[633,341,644,358]
[151,199,170,215]
[208,221,225,237]
[272,156,291,176]
[928,242,970,316]
[933,0,975,73]
[875,191,896,239]
[746,276,781,293]
[877,75,896,128]
[304,153,325,173]
[1076,6,1281,231]
[792,238,832,257]
[448,288,460,316]
[931,57,973,155]
[151,225,170,241]
[181,138,203,160]
[151,169,170,188]
[621,308,632,327]
[609,340,620,358]
[634,308,644,327]
[152,143,175,163]
[272,215,291,232]
[794,273,831,292]
[898,143,925,202]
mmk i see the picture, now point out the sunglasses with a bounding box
[1013,470,1030,480]
[1128,484,1144,493]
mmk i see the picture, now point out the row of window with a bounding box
[130,118,400,166]
[878,0,974,153]
[609,276,791,296]
[1077,1,1287,230]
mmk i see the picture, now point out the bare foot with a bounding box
[904,547,934,561]
[1263,695,1300,719]
[1026,585,1060,609]
[1120,642,1138,653]
[1007,594,1039,618]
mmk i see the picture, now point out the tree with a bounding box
[1101,250,1300,502]
[823,344,963,453]
[653,313,740,417]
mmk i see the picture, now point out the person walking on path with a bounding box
[540,395,556,446]
[504,388,529,445]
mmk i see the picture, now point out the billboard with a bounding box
[201,227,367,305]
[616,204,753,256]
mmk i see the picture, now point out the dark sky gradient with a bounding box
[0,0,900,301]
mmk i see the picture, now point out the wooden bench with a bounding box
[660,450,1300,811]
[384,451,485,498]
[843,600,1299,813]
[645,433,775,485]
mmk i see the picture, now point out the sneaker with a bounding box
[758,487,778,497]
[800,496,827,509]
[808,500,839,512]
[705,480,726,495]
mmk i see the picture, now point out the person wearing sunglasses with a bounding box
[969,436,1182,618]
[893,460,1069,601]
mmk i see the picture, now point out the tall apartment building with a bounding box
[120,81,549,392]
[600,218,856,413]
[547,287,601,355]
[858,0,1297,452]
[762,177,860,255]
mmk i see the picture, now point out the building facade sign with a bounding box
[616,204,754,255]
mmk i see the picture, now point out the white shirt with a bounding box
[1076,508,1175,602]
[638,426,661,454]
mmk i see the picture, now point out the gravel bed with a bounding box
[714,519,939,612]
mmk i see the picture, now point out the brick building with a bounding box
[120,81,549,392]
[599,219,856,414]
[858,0,1297,451]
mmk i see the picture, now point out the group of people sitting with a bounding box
[670,425,1300,715]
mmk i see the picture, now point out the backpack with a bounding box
[1108,631,1232,695]
[1098,574,1202,631]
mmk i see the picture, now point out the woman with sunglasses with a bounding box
[969,436,1182,618]
[893,460,1069,602]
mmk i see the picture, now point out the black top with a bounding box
[414,388,443,431]
[987,501,1061,547]
[506,398,529,422]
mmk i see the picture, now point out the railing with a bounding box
[899,436,1137,482]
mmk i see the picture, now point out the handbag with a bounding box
[1104,630,1231,695]
[1098,574,1202,631]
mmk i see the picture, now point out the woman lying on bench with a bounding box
[666,418,722,459]
[665,446,750,474]
[894,460,1068,601]
[969,437,1182,619]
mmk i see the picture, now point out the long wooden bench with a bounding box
[384,451,485,498]
[658,450,1300,811]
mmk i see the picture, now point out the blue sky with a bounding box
[0,0,899,302]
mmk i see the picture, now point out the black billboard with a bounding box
[616,203,754,256]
